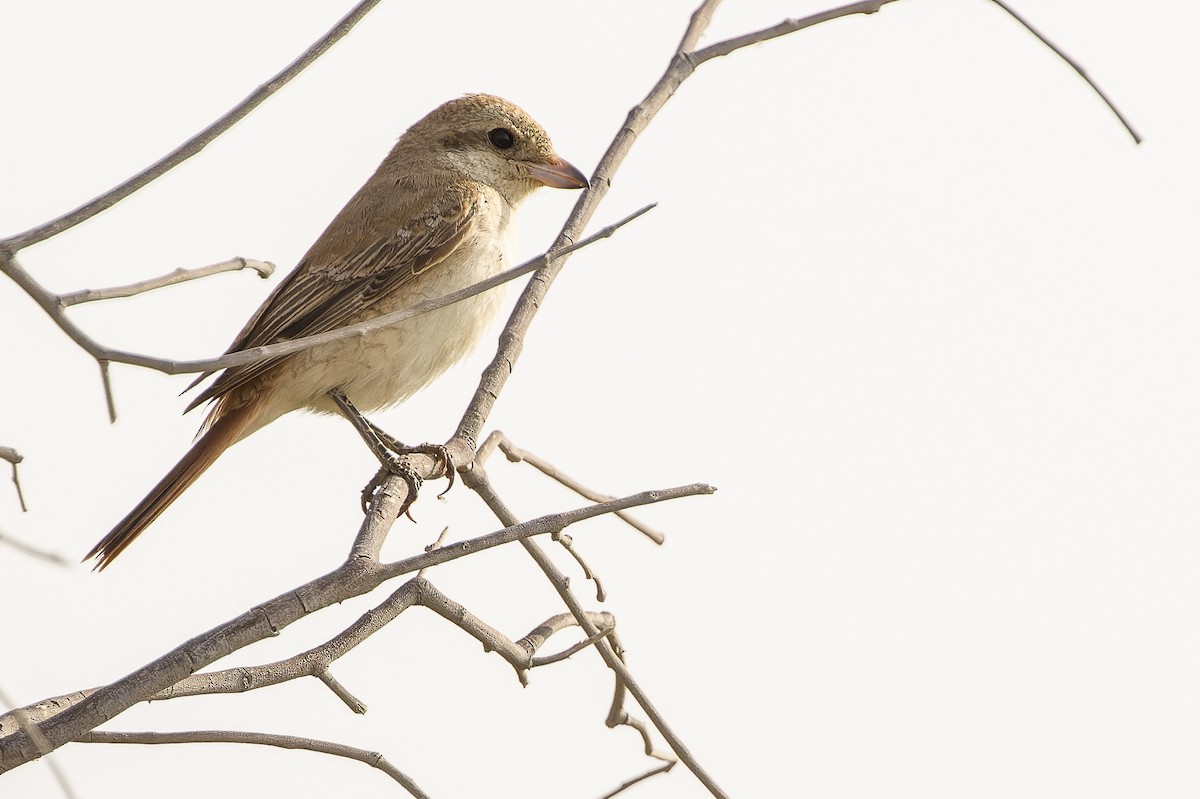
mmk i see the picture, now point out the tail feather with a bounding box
[86,404,252,570]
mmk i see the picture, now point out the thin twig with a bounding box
[0,448,27,512]
[0,0,386,251]
[98,360,116,423]
[497,434,664,544]
[598,761,676,799]
[78,730,430,798]
[531,627,614,668]
[0,205,654,381]
[59,258,275,307]
[377,484,712,581]
[988,0,1142,143]
[316,672,367,715]
[463,466,724,797]
[552,531,607,602]
[418,527,450,578]
[691,0,898,64]
[0,482,711,763]
[453,1,901,451]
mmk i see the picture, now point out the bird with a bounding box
[86,94,588,570]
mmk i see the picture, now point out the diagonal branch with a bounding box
[463,465,717,793]
[0,205,653,382]
[0,0,385,252]
[453,0,900,449]
[0,482,712,763]
[987,0,1141,143]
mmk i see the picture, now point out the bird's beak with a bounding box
[524,156,589,189]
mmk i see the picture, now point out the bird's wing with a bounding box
[185,183,477,412]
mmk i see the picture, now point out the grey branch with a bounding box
[58,257,275,307]
[479,430,665,545]
[598,762,675,799]
[0,481,711,761]
[0,685,79,799]
[0,0,386,251]
[78,729,430,799]
[0,205,653,383]
[463,466,709,792]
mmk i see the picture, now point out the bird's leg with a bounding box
[327,388,454,517]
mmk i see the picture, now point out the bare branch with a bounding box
[691,0,899,64]
[677,0,723,53]
[377,483,713,581]
[493,432,664,544]
[59,257,275,307]
[417,526,450,578]
[0,481,711,763]
[987,0,1141,143]
[316,671,367,715]
[78,730,430,798]
[453,1,905,449]
[529,622,615,668]
[598,761,675,799]
[0,685,79,799]
[0,0,386,251]
[552,531,607,602]
[98,360,116,423]
[462,466,725,797]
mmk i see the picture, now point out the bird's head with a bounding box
[396,93,588,204]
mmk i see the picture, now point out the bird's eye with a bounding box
[488,128,515,150]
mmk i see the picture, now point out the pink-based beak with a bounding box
[524,156,589,189]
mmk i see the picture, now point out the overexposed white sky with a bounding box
[3,1,1199,797]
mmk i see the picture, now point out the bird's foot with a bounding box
[360,443,454,519]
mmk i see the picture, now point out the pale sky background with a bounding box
[3,1,1199,797]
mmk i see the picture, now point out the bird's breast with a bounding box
[280,190,516,417]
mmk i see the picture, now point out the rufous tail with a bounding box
[86,404,252,570]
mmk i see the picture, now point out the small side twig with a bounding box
[0,205,654,384]
[487,432,665,544]
[0,448,27,512]
[530,626,614,668]
[551,531,607,602]
[988,0,1142,143]
[59,257,275,307]
[316,671,367,715]
[462,466,721,796]
[598,761,676,799]
[77,729,429,799]
[97,361,116,423]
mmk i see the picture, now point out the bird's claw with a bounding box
[359,444,454,519]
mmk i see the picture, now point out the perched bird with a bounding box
[86,94,587,570]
